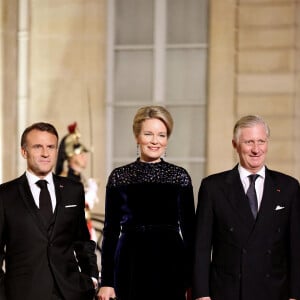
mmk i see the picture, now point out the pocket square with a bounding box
[275,205,285,210]
[65,204,77,208]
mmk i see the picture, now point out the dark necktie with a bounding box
[246,174,259,219]
[36,180,53,223]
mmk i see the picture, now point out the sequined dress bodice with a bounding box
[108,159,191,187]
[107,159,192,227]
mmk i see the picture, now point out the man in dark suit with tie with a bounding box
[0,122,99,300]
[193,115,300,300]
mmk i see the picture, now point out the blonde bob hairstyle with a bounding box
[132,106,174,139]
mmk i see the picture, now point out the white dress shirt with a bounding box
[26,171,56,212]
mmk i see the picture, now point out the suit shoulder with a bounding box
[202,170,232,182]
[267,168,299,185]
[54,174,84,188]
[198,169,237,192]
[0,176,23,191]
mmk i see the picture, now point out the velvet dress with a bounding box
[100,159,195,300]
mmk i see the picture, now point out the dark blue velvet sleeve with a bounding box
[100,185,122,287]
[178,181,195,287]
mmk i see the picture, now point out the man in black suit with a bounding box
[193,115,300,300]
[0,122,99,300]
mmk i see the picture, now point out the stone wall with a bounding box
[207,0,300,179]
[0,0,18,181]
[0,0,107,212]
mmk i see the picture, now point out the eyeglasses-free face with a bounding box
[21,129,58,177]
[136,118,168,163]
[232,124,268,173]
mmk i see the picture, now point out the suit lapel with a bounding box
[225,166,256,228]
[48,175,65,238]
[249,168,281,239]
[18,174,48,235]
[53,175,64,203]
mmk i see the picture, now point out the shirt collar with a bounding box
[238,164,265,180]
[25,170,54,186]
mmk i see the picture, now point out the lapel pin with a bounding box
[276,189,280,192]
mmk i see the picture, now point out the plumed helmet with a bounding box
[64,122,89,157]
[55,122,88,175]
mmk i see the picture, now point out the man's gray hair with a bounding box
[233,115,270,142]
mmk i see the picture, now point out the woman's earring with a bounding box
[164,147,167,157]
[136,144,139,157]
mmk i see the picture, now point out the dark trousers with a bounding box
[51,293,63,300]
[51,284,64,300]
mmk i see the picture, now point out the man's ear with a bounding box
[21,147,27,159]
[232,139,237,149]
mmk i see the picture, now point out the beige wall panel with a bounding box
[294,1,300,180]
[266,116,295,140]
[239,5,294,27]
[1,0,18,182]
[297,25,300,50]
[31,39,103,79]
[266,160,296,177]
[238,28,294,49]
[268,140,294,159]
[0,2,2,114]
[238,49,295,73]
[266,137,296,176]
[28,0,107,213]
[206,0,236,174]
[237,73,294,93]
[239,0,294,4]
[207,0,300,182]
[294,120,300,140]
[30,80,90,118]
[31,1,103,36]
[237,95,294,116]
